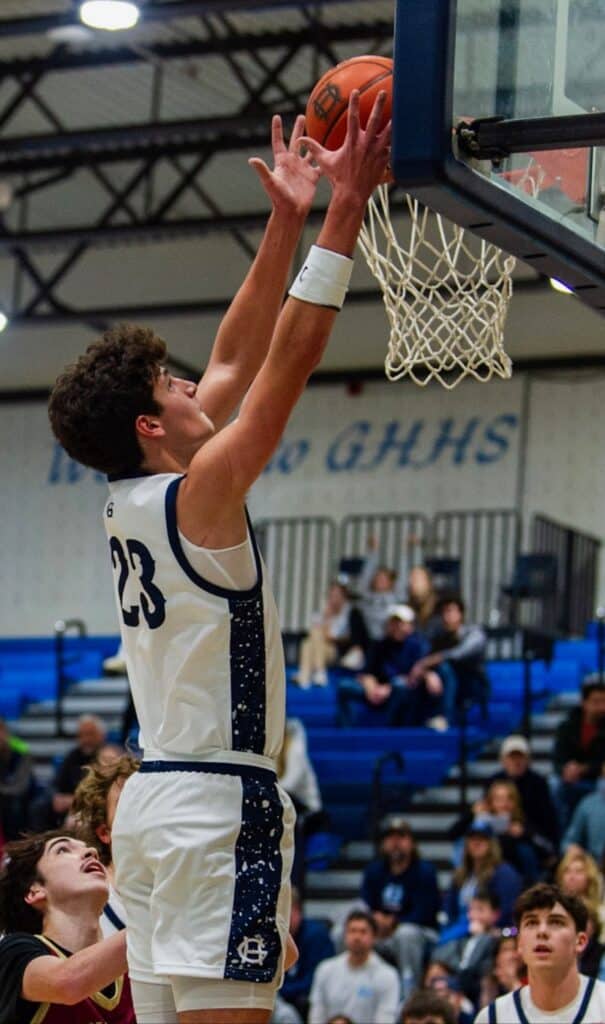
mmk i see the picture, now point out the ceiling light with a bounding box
[48,25,94,44]
[79,1,140,31]
[549,277,574,295]
[0,311,9,333]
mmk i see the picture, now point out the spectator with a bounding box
[424,965,475,1024]
[271,994,303,1024]
[30,714,107,830]
[281,887,334,1018]
[487,734,559,862]
[452,781,540,884]
[408,596,488,730]
[475,883,605,1023]
[295,581,370,688]
[337,605,429,726]
[360,815,441,985]
[552,680,605,829]
[309,910,400,1024]
[278,719,322,819]
[562,764,605,861]
[579,905,605,978]
[406,566,440,640]
[357,538,407,642]
[478,934,523,1008]
[0,829,134,1022]
[556,846,603,928]
[0,717,35,844]
[71,754,139,936]
[432,890,500,1005]
[102,641,126,676]
[277,718,325,892]
[400,989,456,1024]
[444,822,522,932]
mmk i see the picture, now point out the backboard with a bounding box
[392,0,605,313]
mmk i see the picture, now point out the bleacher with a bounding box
[2,625,600,837]
[0,623,599,923]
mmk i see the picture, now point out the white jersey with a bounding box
[104,472,285,766]
[475,975,605,1024]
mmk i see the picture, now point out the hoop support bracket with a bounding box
[457,111,605,161]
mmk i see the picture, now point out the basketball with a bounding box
[305,55,393,151]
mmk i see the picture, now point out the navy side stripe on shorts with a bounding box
[224,774,284,983]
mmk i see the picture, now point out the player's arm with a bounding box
[21,930,127,1006]
[194,115,321,432]
[178,92,390,543]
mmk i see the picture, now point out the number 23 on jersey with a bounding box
[109,535,166,629]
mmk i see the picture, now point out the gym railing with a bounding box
[54,617,87,737]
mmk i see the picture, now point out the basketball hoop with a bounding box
[358,185,516,389]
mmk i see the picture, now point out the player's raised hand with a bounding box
[297,90,391,201]
[249,114,321,219]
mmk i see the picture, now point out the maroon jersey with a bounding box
[0,933,135,1024]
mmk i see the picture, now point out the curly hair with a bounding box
[0,830,77,934]
[72,754,139,865]
[48,324,166,475]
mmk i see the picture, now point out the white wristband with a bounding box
[289,245,354,310]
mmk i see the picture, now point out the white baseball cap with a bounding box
[500,735,530,758]
[387,604,416,623]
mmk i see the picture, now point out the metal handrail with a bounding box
[54,618,86,736]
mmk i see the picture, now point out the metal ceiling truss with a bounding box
[0,1,556,329]
[0,3,394,327]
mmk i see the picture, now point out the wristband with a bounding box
[289,245,354,310]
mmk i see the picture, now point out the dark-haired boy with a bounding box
[408,596,488,729]
[0,830,134,1024]
[400,990,456,1024]
[475,883,605,1023]
[48,97,390,1024]
[552,680,605,828]
[433,890,500,1005]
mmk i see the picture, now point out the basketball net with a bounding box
[358,185,516,389]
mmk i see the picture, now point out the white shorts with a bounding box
[112,760,295,1000]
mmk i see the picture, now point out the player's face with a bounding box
[154,368,215,453]
[29,836,108,912]
[517,902,586,974]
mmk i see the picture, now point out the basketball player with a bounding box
[72,753,139,935]
[0,830,134,1024]
[475,883,605,1023]
[48,93,391,1024]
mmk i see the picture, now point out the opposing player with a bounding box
[475,883,605,1023]
[48,93,391,1024]
[0,830,134,1024]
[72,753,139,935]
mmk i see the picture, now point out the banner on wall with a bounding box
[0,378,524,635]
